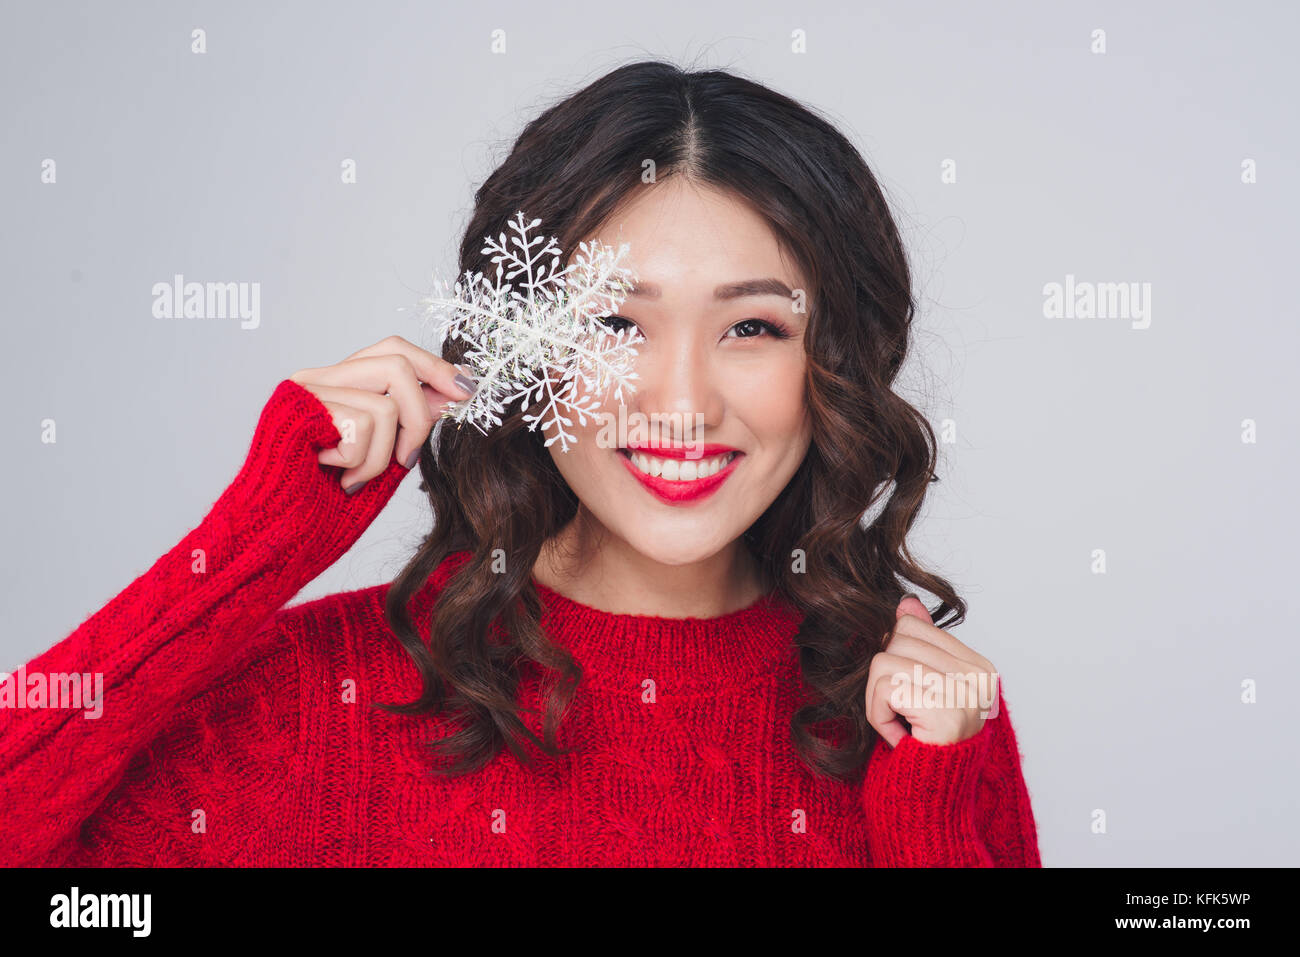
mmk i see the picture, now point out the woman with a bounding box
[0,60,1040,866]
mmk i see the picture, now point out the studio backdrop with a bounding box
[2,0,1296,867]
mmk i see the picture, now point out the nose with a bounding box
[629,331,724,445]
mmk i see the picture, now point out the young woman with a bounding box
[0,60,1040,866]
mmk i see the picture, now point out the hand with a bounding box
[288,335,475,494]
[865,594,999,748]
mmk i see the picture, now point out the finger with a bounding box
[338,390,398,488]
[880,630,976,679]
[300,385,399,489]
[344,334,476,403]
[314,398,373,470]
[897,594,932,624]
[298,356,435,469]
[866,668,914,749]
[892,612,994,674]
[295,384,382,466]
[865,651,932,747]
[878,633,998,720]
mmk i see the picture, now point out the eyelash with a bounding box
[598,316,793,340]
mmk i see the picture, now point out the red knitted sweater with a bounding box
[0,379,1041,867]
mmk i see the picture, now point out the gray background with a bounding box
[2,0,1296,867]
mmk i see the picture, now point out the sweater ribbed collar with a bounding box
[530,578,803,692]
[409,551,804,693]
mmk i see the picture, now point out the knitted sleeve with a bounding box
[861,684,1042,867]
[0,378,409,866]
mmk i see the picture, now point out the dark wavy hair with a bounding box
[379,59,964,782]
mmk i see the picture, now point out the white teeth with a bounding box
[631,452,662,477]
[625,451,737,482]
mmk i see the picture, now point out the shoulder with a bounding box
[269,550,475,695]
[275,582,390,640]
[272,583,393,680]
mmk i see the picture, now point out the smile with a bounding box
[617,445,743,504]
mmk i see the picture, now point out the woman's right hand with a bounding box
[288,335,476,494]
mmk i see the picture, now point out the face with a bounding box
[545,177,813,567]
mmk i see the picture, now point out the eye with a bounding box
[597,314,637,334]
[596,315,794,339]
[726,318,792,340]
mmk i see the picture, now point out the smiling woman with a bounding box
[380,60,1041,864]
[0,59,1040,868]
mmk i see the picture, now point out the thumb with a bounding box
[897,592,933,626]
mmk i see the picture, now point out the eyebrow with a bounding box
[625,278,796,301]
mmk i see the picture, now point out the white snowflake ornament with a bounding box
[417,211,643,452]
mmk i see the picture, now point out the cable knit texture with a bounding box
[0,379,1041,867]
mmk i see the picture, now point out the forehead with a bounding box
[580,180,804,293]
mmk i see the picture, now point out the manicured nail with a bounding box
[344,481,365,495]
[404,449,420,469]
[453,373,477,397]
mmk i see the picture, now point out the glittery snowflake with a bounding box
[417,211,643,452]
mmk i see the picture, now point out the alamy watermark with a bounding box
[888,665,1000,720]
[593,404,707,458]
[1,666,103,719]
[152,273,260,329]
[50,887,150,937]
[1043,273,1151,329]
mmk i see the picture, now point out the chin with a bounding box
[618,528,731,568]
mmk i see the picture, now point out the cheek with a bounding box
[539,373,612,472]
[735,353,808,441]
[545,417,611,500]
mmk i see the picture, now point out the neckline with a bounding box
[409,551,804,692]
[529,577,779,626]
[529,576,803,692]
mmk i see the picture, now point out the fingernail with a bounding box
[404,449,420,469]
[453,373,477,397]
[344,481,365,496]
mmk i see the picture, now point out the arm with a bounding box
[58,612,304,868]
[861,684,1042,867]
[0,379,408,866]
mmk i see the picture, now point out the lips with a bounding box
[617,444,743,504]
[624,442,738,460]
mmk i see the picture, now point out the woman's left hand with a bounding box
[865,595,999,748]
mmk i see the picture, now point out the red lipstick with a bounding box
[618,445,743,505]
[624,442,737,460]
